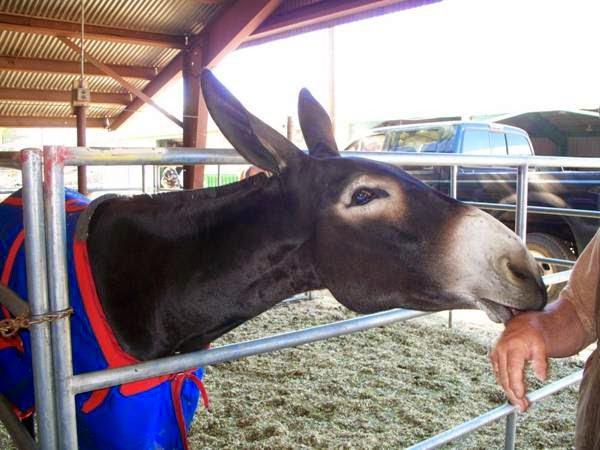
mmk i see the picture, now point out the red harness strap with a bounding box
[0,229,25,353]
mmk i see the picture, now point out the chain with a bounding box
[0,308,74,338]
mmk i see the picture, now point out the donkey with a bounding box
[0,71,546,449]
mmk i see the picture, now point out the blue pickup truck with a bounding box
[345,121,600,297]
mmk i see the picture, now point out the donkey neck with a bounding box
[86,174,321,360]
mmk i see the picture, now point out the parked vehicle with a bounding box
[345,121,600,297]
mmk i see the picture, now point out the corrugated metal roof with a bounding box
[0,0,221,125]
[0,0,432,128]
[0,31,179,68]
[1,0,224,35]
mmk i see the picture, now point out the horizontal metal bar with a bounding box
[52,147,600,169]
[535,256,575,267]
[542,269,572,286]
[407,370,583,450]
[62,147,247,166]
[0,151,21,169]
[469,201,600,220]
[71,309,430,394]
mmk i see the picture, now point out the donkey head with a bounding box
[201,70,547,323]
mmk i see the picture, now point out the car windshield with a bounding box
[388,125,457,153]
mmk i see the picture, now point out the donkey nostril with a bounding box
[507,261,528,281]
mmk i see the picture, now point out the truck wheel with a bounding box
[526,233,575,300]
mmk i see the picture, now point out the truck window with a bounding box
[490,132,508,155]
[389,126,456,153]
[506,133,532,155]
[361,133,386,151]
[462,130,491,155]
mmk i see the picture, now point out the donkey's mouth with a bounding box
[476,298,523,324]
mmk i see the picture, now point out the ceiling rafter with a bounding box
[246,0,414,43]
[0,116,106,128]
[0,12,185,48]
[57,36,183,128]
[110,0,282,130]
[0,56,157,80]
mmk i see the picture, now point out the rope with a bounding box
[0,308,74,338]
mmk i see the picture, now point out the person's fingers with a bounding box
[530,344,548,381]
[498,351,521,407]
[489,351,500,384]
[507,351,527,399]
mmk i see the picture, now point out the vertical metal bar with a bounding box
[75,106,88,195]
[504,411,517,450]
[43,146,79,450]
[448,165,458,329]
[504,163,528,448]
[141,164,147,193]
[515,164,529,242]
[21,148,58,450]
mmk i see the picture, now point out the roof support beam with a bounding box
[57,36,183,128]
[0,13,184,48]
[182,46,207,189]
[246,0,424,43]
[0,88,130,105]
[0,56,156,80]
[192,0,282,66]
[110,0,281,130]
[0,116,106,128]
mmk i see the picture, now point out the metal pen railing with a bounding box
[407,370,584,449]
[5,146,599,449]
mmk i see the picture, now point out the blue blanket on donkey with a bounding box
[0,189,207,450]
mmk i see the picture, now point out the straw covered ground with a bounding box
[189,295,584,449]
[0,295,586,449]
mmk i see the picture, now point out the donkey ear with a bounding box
[201,70,305,174]
[298,88,340,159]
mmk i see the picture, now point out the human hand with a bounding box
[488,313,548,412]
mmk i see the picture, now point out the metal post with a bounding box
[75,106,88,195]
[504,411,517,450]
[448,165,458,329]
[43,146,78,450]
[141,164,147,193]
[504,163,528,448]
[21,148,58,450]
[515,164,529,241]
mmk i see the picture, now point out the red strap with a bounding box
[12,405,34,421]
[170,370,210,450]
[81,388,110,414]
[2,196,86,213]
[0,229,25,352]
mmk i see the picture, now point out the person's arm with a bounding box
[489,297,592,412]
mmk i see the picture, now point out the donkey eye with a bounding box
[351,188,377,206]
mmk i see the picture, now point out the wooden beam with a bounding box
[182,46,207,189]
[110,0,281,130]
[57,36,183,128]
[190,0,282,67]
[0,88,130,105]
[0,116,106,128]
[0,12,184,48]
[107,56,182,130]
[247,0,418,43]
[0,56,156,80]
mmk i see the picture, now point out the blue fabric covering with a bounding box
[0,189,204,450]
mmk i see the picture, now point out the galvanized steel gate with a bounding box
[1,146,599,449]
